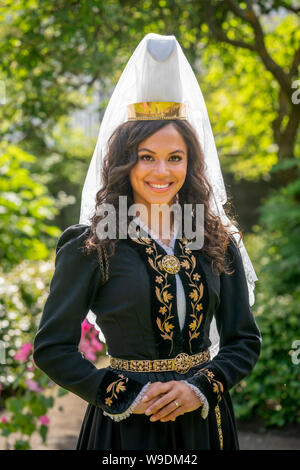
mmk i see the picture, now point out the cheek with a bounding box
[129,165,145,189]
[175,163,187,182]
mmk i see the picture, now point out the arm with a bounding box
[33,224,150,421]
[185,236,262,412]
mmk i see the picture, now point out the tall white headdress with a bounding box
[80,33,258,357]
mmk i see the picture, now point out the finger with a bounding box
[141,393,165,409]
[141,382,174,403]
[150,401,184,422]
[148,394,165,405]
[140,395,165,412]
[145,391,176,416]
[158,407,185,422]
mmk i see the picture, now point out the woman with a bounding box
[33,117,261,450]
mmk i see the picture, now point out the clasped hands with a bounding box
[132,380,203,423]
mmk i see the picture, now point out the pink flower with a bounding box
[1,417,8,423]
[86,350,96,361]
[25,379,44,392]
[79,322,103,361]
[14,343,33,362]
[39,415,50,426]
[81,319,92,334]
[91,337,102,352]
[80,338,97,361]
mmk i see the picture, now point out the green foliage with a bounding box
[1,1,298,231]
[0,135,105,447]
[0,142,60,270]
[0,0,299,435]
[0,139,64,449]
[257,160,300,293]
[199,40,288,180]
[232,284,300,427]
[0,345,62,450]
[39,117,99,224]
[0,249,105,448]
[0,256,55,392]
[231,167,300,427]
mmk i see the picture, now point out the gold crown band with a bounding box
[109,350,210,375]
[127,101,187,121]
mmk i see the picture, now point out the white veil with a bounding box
[79,33,258,357]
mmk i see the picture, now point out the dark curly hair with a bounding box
[83,119,242,276]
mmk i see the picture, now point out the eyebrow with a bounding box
[138,147,185,155]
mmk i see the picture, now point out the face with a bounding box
[129,124,188,211]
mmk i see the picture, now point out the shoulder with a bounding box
[56,224,91,254]
[53,224,104,288]
[223,233,247,279]
[215,233,244,277]
[56,224,90,252]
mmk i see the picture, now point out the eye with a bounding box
[139,154,154,161]
[139,154,183,162]
[169,155,182,162]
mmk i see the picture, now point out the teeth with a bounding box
[148,183,171,188]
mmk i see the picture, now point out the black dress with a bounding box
[33,223,262,450]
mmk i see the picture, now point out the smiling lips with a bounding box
[145,181,174,192]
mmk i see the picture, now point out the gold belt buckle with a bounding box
[173,352,192,374]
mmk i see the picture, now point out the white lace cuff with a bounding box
[181,380,209,419]
[102,382,151,422]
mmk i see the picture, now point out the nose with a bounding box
[152,160,170,177]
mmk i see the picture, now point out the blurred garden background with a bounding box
[0,0,299,450]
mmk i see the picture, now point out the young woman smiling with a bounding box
[33,118,261,450]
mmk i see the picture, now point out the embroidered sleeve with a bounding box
[102,382,151,421]
[185,367,225,409]
[32,225,149,420]
[95,370,151,418]
[185,237,262,410]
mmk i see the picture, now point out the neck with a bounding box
[138,208,174,241]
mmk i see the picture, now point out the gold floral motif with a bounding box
[105,374,128,407]
[130,233,207,355]
[215,404,224,450]
[133,236,176,354]
[178,240,204,353]
[109,350,210,373]
[195,368,224,403]
[180,259,190,270]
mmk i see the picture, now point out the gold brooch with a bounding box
[161,254,181,274]
[173,353,193,374]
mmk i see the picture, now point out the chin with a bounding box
[148,196,174,206]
